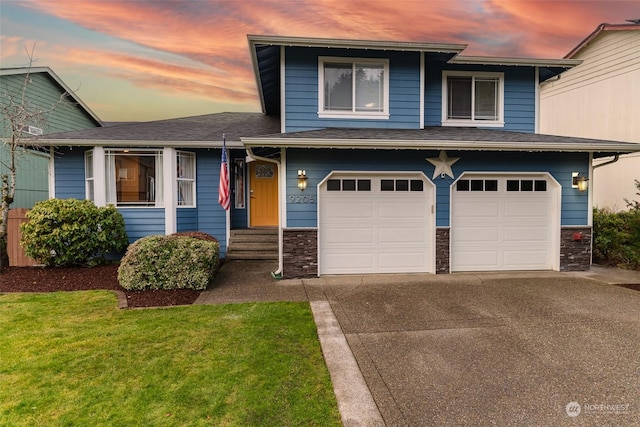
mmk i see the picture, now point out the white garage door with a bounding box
[451,175,559,272]
[319,173,434,275]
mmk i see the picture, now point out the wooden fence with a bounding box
[7,208,38,267]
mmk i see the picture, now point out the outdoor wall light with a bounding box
[297,170,308,191]
[572,172,589,192]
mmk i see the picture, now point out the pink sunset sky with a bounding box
[1,0,637,122]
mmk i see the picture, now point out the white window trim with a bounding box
[441,70,504,128]
[103,148,164,208]
[176,150,196,208]
[318,56,390,120]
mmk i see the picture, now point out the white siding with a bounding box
[540,29,640,210]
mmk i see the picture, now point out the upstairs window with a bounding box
[442,71,504,127]
[319,57,389,119]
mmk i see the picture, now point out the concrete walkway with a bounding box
[196,262,640,426]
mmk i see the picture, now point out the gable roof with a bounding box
[40,112,280,148]
[248,35,581,115]
[0,66,103,127]
[242,126,640,158]
[565,21,640,59]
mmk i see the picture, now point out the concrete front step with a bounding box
[225,252,278,260]
[226,228,278,261]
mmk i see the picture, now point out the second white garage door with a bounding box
[451,174,560,272]
[319,173,435,275]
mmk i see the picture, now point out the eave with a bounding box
[450,55,581,68]
[37,139,244,149]
[248,35,467,54]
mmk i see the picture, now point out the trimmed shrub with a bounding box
[593,207,640,270]
[118,235,220,291]
[171,231,219,243]
[20,198,128,267]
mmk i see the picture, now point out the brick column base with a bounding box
[283,228,318,278]
[560,226,592,271]
[436,227,450,274]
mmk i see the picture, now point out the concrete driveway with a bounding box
[306,271,640,426]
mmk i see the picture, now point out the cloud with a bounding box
[7,0,637,120]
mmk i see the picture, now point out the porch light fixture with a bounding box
[572,172,589,192]
[297,170,308,191]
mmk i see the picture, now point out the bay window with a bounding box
[105,150,163,207]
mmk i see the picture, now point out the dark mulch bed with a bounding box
[0,264,201,308]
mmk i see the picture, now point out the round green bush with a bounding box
[118,235,220,291]
[20,198,129,267]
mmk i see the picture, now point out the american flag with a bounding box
[218,135,230,210]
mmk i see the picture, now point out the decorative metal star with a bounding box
[426,150,459,179]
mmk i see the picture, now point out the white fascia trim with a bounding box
[242,138,640,153]
[281,45,286,133]
[449,56,582,68]
[48,146,56,199]
[248,34,467,53]
[164,147,177,235]
[39,140,242,149]
[420,52,425,129]
[93,147,106,206]
[535,67,540,133]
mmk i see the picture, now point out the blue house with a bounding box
[43,35,640,278]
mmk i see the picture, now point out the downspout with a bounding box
[593,154,620,169]
[245,147,284,278]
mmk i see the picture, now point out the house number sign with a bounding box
[288,195,315,204]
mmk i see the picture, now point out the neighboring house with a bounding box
[42,35,640,278]
[540,21,640,211]
[0,67,103,208]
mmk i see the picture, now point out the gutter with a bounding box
[245,147,284,279]
[593,154,620,169]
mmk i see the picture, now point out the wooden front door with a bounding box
[249,161,279,226]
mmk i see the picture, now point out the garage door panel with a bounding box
[379,202,427,218]
[453,227,500,242]
[454,250,500,270]
[324,201,375,219]
[452,175,557,272]
[324,227,373,245]
[379,227,426,243]
[323,252,374,272]
[503,251,550,269]
[379,252,428,270]
[504,201,550,217]
[320,174,433,275]
[454,201,500,217]
[504,227,551,242]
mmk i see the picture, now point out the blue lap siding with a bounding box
[285,149,589,228]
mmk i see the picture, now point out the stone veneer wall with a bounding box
[283,228,318,278]
[560,226,592,271]
[436,227,450,274]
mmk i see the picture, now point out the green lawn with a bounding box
[0,291,341,426]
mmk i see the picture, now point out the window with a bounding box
[381,179,424,192]
[85,150,94,202]
[507,179,547,192]
[327,178,372,191]
[177,151,195,206]
[105,150,163,207]
[319,57,389,119]
[456,179,498,192]
[442,71,504,127]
